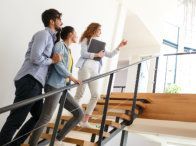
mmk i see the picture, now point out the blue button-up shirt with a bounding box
[14,27,56,86]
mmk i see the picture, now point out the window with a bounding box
[156,1,196,93]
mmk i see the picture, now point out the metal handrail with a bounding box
[163,51,196,56]
[0,51,196,114]
[0,56,154,114]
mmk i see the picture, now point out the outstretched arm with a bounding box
[105,39,128,58]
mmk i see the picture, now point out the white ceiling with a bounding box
[124,0,179,43]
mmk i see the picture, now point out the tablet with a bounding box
[88,39,106,61]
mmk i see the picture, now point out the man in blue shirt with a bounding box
[0,9,63,146]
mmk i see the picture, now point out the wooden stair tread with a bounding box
[82,104,139,114]
[21,144,29,146]
[97,100,146,109]
[92,111,131,121]
[101,92,152,103]
[61,115,121,128]
[47,123,110,138]
[41,133,97,146]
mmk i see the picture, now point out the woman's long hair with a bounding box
[80,22,101,44]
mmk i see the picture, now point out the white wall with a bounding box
[0,0,126,128]
[118,10,161,93]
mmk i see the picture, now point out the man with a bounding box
[0,9,63,146]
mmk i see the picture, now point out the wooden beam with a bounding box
[101,92,152,103]
[61,115,121,128]
[97,100,146,109]
[41,133,97,146]
[47,123,110,138]
[92,111,131,121]
[82,104,139,114]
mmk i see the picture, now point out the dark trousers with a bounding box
[0,75,43,146]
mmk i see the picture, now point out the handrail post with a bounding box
[129,63,141,125]
[98,73,114,146]
[152,57,159,93]
[120,130,128,146]
[49,90,67,146]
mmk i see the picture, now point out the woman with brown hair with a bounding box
[74,22,127,128]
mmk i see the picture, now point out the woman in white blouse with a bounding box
[75,22,127,128]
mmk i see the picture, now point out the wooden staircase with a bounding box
[22,92,151,146]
